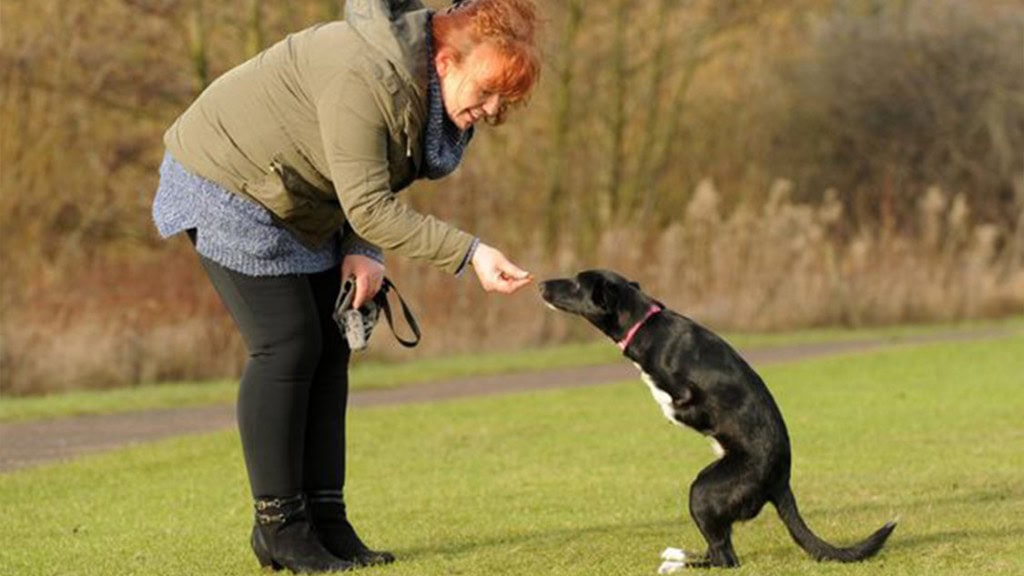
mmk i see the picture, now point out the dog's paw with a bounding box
[661,548,687,562]
[658,560,686,574]
[658,548,687,574]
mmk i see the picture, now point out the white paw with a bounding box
[658,560,687,574]
[661,547,687,562]
[658,548,687,573]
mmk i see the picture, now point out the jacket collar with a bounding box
[345,0,430,100]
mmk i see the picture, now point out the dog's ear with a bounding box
[629,281,640,290]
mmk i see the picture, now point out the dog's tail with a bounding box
[773,486,897,563]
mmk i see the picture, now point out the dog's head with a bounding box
[539,269,659,343]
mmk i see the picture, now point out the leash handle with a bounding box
[375,278,421,348]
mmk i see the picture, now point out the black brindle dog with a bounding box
[540,270,896,569]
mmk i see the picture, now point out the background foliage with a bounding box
[2,0,1022,394]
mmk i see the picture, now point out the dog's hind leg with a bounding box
[686,513,739,568]
[683,458,761,568]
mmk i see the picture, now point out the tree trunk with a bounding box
[186,0,210,94]
[628,0,675,225]
[245,0,266,57]
[324,0,342,20]
[604,0,630,226]
[542,0,584,252]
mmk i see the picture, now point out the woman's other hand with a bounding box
[342,254,386,309]
[471,242,532,294]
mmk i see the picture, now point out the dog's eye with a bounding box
[593,284,616,309]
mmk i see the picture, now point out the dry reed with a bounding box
[2,181,1020,396]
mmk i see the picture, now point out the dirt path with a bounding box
[0,328,1015,473]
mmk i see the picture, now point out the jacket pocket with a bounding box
[242,158,345,249]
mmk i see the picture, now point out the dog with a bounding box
[539,269,896,569]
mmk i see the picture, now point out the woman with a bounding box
[152,0,540,572]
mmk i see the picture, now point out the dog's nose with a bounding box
[539,281,560,302]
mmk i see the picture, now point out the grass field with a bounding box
[3,316,1021,423]
[2,334,1022,575]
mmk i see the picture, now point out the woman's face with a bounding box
[435,43,505,131]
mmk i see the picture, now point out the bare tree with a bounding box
[602,0,630,226]
[324,0,342,21]
[571,1,780,229]
[245,0,266,57]
[542,0,583,251]
[186,0,210,93]
[627,0,676,225]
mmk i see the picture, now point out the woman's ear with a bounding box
[434,46,459,78]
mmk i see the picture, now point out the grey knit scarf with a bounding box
[422,16,474,180]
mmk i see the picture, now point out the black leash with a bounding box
[333,277,420,350]
[376,278,421,348]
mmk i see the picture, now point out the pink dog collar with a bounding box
[617,305,662,351]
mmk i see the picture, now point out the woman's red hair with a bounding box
[431,0,541,124]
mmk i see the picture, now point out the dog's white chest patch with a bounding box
[634,363,681,427]
[709,438,726,458]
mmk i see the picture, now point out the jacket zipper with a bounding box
[404,102,417,159]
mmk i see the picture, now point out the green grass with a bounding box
[2,315,1021,423]
[2,333,1021,575]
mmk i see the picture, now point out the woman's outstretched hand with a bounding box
[471,242,533,294]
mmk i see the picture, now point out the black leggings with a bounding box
[195,250,351,499]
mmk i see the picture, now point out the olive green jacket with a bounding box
[163,0,476,273]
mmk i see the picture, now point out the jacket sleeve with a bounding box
[339,227,384,264]
[316,74,475,274]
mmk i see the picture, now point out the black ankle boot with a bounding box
[250,495,358,573]
[306,491,395,567]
